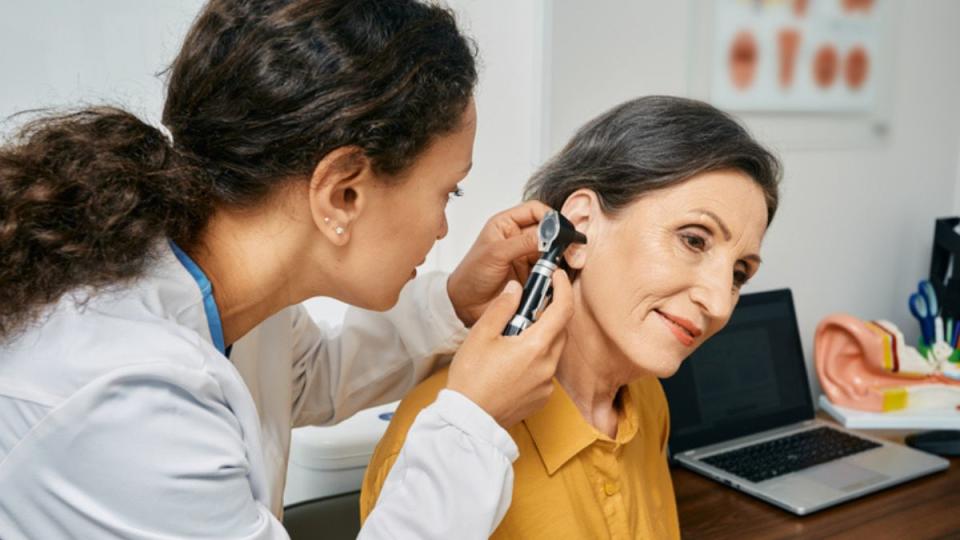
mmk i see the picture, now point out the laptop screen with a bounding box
[662,289,814,455]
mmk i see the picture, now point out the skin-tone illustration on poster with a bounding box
[712,0,884,112]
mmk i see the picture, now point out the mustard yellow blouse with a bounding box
[360,368,680,539]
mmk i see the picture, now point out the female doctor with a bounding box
[0,1,572,538]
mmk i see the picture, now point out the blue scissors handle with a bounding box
[918,280,939,316]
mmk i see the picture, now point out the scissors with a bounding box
[909,292,934,347]
[918,280,939,315]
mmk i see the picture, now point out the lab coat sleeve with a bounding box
[289,271,469,426]
[359,389,520,540]
[0,364,289,540]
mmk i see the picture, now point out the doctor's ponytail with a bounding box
[0,0,477,340]
[0,108,210,339]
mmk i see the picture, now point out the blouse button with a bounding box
[603,482,619,496]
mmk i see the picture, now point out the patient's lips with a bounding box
[655,309,702,347]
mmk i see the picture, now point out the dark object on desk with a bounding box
[906,430,960,457]
[929,217,960,320]
[917,218,960,458]
[663,289,949,516]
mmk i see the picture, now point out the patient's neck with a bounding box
[555,293,639,439]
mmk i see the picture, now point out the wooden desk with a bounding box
[673,421,960,539]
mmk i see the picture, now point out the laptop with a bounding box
[662,289,949,515]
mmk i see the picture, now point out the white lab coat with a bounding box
[0,241,518,539]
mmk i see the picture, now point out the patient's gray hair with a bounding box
[523,96,781,224]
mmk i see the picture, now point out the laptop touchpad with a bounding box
[804,462,888,492]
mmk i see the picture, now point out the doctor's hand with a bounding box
[446,270,572,429]
[447,201,552,327]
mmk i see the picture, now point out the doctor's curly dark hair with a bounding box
[0,0,477,339]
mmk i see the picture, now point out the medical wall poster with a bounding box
[711,0,886,112]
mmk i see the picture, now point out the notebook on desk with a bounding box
[662,289,949,516]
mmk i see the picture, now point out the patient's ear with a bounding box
[560,189,599,270]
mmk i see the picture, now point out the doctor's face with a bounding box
[349,100,477,310]
[568,170,768,379]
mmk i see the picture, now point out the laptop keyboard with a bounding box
[701,426,882,483]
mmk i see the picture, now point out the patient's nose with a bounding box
[691,267,735,321]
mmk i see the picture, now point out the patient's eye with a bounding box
[448,186,464,200]
[733,269,749,289]
[680,231,708,252]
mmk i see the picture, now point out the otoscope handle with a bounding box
[502,258,556,336]
[502,321,526,337]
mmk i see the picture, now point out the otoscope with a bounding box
[503,210,587,336]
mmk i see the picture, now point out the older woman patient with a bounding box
[359,96,781,538]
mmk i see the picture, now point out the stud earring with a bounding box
[324,216,344,235]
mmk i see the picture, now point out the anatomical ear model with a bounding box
[815,314,960,412]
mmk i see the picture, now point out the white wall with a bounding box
[430,0,547,270]
[0,1,204,131]
[546,0,960,395]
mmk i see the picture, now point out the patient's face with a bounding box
[570,170,768,379]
